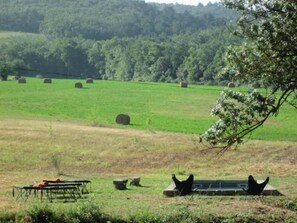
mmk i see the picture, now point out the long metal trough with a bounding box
[163,179,283,197]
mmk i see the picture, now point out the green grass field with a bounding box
[1,78,297,142]
[0,78,296,222]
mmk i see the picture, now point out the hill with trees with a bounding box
[0,0,237,39]
[0,0,239,83]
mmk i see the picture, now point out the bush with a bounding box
[129,210,163,223]
[0,74,8,81]
[0,212,16,223]
[68,201,110,223]
[14,202,118,223]
[24,204,54,223]
[0,63,15,81]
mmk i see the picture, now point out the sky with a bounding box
[145,0,220,6]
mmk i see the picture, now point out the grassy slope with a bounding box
[0,78,215,131]
[0,119,296,221]
[0,78,296,141]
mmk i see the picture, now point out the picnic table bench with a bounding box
[13,185,80,202]
[13,179,91,202]
[43,180,91,194]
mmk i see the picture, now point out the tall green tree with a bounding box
[182,47,204,83]
[0,63,15,81]
[202,0,297,150]
[87,42,106,79]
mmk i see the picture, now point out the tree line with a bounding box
[0,27,240,83]
[0,0,240,83]
[0,0,236,40]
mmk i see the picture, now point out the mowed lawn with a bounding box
[0,77,296,141]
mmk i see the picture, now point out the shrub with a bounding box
[14,202,123,223]
[24,204,54,223]
[0,63,15,81]
[68,201,110,223]
[129,210,163,223]
[0,74,8,81]
[0,212,16,223]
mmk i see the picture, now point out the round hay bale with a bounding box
[180,81,188,88]
[116,114,130,125]
[227,82,235,88]
[75,82,83,88]
[86,78,94,84]
[43,78,52,84]
[18,77,26,84]
[13,76,20,80]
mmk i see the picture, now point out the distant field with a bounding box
[0,31,40,39]
[0,77,296,142]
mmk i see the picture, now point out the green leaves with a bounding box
[0,62,16,81]
[204,0,297,149]
[203,88,277,147]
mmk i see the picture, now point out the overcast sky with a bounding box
[145,0,220,6]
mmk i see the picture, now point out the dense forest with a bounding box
[0,0,240,84]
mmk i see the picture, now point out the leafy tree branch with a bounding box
[202,0,297,150]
